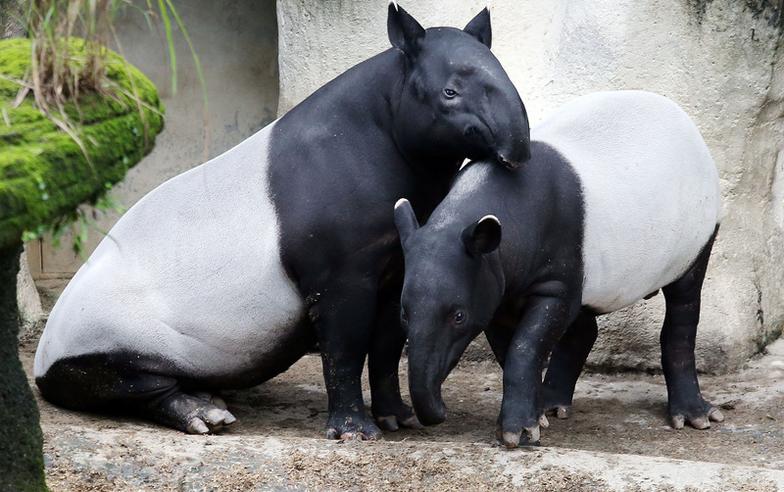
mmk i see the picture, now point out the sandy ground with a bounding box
[18,327,784,491]
[19,282,784,490]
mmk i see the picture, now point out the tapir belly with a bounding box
[34,122,306,383]
[533,91,721,313]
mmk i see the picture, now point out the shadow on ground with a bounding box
[18,329,784,491]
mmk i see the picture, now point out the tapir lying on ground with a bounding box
[394,90,723,448]
[33,5,531,438]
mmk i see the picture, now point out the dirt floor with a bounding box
[18,325,784,491]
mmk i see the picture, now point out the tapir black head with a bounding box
[394,198,505,425]
[388,4,530,169]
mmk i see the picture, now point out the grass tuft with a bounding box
[0,37,165,250]
[0,0,205,253]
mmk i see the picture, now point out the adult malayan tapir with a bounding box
[33,5,530,439]
[394,90,723,448]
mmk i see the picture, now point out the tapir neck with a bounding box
[268,47,466,289]
[428,144,584,296]
[276,48,458,178]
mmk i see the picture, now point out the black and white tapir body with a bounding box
[394,90,722,448]
[34,5,531,438]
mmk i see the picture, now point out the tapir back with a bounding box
[34,122,305,380]
[532,91,721,313]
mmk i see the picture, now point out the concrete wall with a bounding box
[28,0,279,278]
[277,0,784,373]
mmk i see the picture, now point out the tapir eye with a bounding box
[443,88,458,99]
[453,310,466,325]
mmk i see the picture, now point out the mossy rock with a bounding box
[0,244,47,492]
[0,37,164,491]
[0,37,165,249]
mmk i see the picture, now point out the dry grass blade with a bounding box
[7,0,204,253]
[20,0,204,157]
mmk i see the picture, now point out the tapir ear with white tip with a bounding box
[388,3,425,56]
[463,7,492,49]
[462,215,502,257]
[394,198,419,246]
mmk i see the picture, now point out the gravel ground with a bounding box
[18,331,784,491]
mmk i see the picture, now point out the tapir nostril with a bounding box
[497,152,520,170]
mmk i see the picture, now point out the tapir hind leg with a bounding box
[36,353,235,434]
[541,310,599,419]
[660,226,724,430]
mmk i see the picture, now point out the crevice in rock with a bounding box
[686,0,713,24]
[756,281,765,329]
[743,0,784,29]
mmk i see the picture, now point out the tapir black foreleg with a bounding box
[368,298,421,431]
[312,276,382,440]
[660,229,723,430]
[484,323,514,368]
[498,295,578,448]
[541,310,598,419]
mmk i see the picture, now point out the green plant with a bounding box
[23,0,205,135]
[0,37,165,251]
[0,6,178,489]
[20,184,125,256]
[1,0,206,253]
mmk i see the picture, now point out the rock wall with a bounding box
[30,0,280,277]
[16,250,44,342]
[277,0,784,373]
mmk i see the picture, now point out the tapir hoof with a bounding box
[372,401,423,431]
[325,411,382,441]
[670,407,724,430]
[147,392,237,434]
[375,414,424,431]
[544,404,571,420]
[186,408,237,435]
[495,422,542,449]
[191,391,229,410]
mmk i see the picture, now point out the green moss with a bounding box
[0,38,164,491]
[0,38,165,249]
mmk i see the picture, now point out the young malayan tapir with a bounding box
[33,5,531,438]
[394,90,723,448]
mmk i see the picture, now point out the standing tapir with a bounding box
[394,90,723,448]
[33,5,531,439]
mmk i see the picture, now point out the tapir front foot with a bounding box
[542,385,574,420]
[325,408,382,441]
[544,405,571,420]
[669,398,724,430]
[372,401,423,432]
[495,415,550,449]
